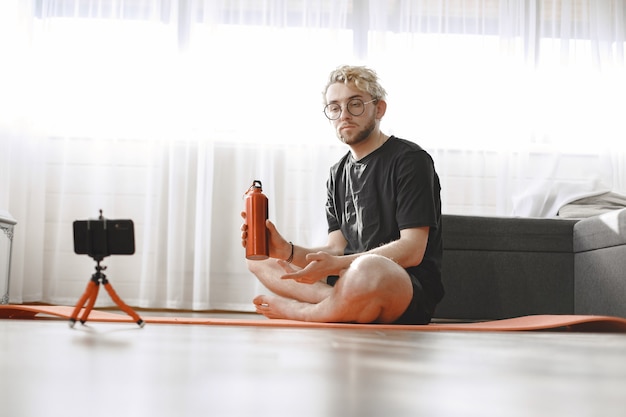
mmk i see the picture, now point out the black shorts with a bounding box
[394,272,434,324]
[326,273,434,325]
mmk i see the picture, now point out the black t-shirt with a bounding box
[325,136,444,306]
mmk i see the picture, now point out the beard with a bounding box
[337,117,376,146]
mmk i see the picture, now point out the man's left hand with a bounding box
[279,251,341,284]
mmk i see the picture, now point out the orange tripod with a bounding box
[69,260,145,328]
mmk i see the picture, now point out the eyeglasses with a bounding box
[323,98,377,120]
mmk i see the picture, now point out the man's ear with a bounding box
[376,99,387,119]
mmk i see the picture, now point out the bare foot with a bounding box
[253,294,304,320]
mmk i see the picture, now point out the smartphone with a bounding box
[73,218,135,259]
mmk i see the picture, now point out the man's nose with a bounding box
[339,106,352,120]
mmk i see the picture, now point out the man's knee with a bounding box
[348,254,397,280]
[337,254,412,323]
[246,258,277,277]
[246,259,261,274]
[340,254,399,293]
[343,254,412,297]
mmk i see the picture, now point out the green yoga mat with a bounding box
[2,304,626,332]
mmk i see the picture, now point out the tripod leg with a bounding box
[102,280,145,327]
[80,281,100,324]
[69,280,98,328]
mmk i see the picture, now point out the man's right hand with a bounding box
[240,211,249,248]
[240,211,292,261]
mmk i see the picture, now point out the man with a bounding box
[241,65,444,324]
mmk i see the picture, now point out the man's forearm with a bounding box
[364,227,428,268]
[288,242,344,268]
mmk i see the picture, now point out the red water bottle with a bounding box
[244,180,269,260]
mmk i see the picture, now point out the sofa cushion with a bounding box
[443,215,579,253]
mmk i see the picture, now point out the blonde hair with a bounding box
[323,65,387,103]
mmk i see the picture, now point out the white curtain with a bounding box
[1,0,624,309]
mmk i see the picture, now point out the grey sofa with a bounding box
[436,208,626,320]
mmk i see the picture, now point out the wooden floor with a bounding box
[1,314,626,417]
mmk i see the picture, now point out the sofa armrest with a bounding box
[574,208,626,318]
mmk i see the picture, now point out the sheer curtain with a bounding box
[1,0,624,309]
[367,0,626,215]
